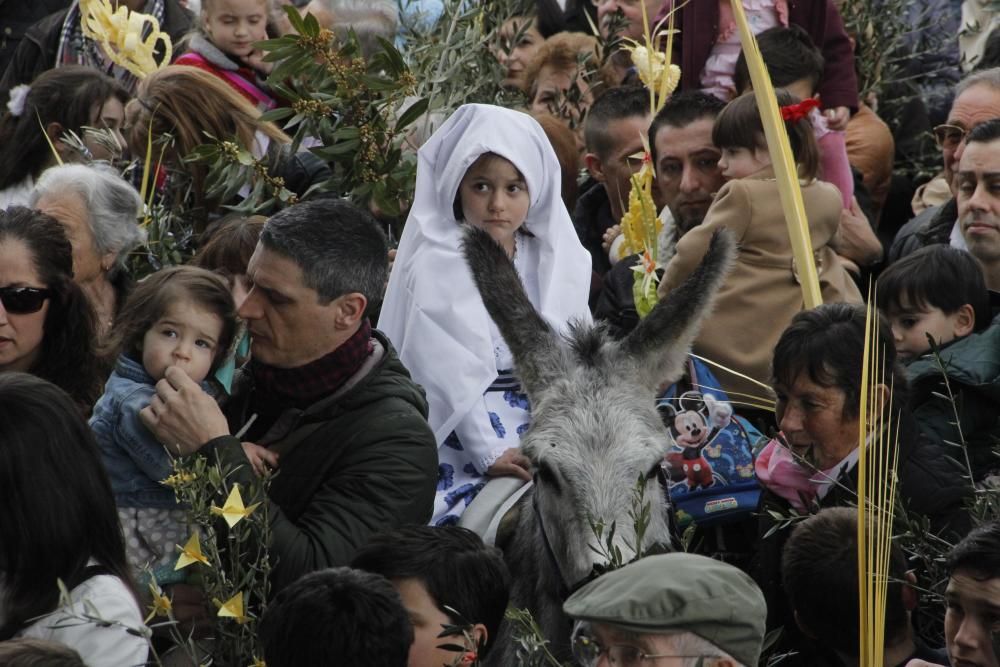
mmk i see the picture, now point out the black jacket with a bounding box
[887,198,956,264]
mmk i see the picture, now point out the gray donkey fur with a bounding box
[461,226,735,664]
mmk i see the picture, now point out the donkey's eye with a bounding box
[537,462,562,494]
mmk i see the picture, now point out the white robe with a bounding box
[378,104,592,523]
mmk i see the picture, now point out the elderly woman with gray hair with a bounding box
[30,164,144,338]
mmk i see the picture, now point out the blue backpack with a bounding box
[656,357,764,528]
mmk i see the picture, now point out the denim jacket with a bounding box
[90,355,180,509]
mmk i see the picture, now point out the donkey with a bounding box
[461,226,735,665]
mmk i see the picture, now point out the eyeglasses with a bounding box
[933,124,968,149]
[572,630,710,666]
[0,287,53,315]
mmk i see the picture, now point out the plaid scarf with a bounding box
[56,0,166,94]
[248,320,374,425]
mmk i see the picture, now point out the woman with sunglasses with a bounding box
[0,206,103,413]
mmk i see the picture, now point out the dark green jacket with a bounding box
[208,331,438,593]
[907,321,1000,482]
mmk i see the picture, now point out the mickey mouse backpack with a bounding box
[657,356,764,528]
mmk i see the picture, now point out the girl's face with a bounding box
[141,300,224,384]
[202,0,268,58]
[718,145,772,180]
[85,96,126,161]
[459,154,530,256]
[494,17,543,91]
[0,239,50,375]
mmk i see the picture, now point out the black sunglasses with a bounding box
[0,287,53,315]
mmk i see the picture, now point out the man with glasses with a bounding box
[889,68,1000,263]
[563,553,766,667]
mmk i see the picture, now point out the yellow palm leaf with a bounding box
[730,1,822,309]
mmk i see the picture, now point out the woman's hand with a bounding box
[486,447,532,481]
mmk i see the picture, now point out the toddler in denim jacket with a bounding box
[90,266,251,581]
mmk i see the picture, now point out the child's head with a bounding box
[200,0,269,58]
[351,525,510,666]
[712,90,820,181]
[192,214,266,307]
[733,25,825,100]
[113,266,237,383]
[0,639,86,667]
[877,245,989,361]
[453,152,530,256]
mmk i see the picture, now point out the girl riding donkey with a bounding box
[379,104,593,526]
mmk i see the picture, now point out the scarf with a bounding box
[248,320,373,424]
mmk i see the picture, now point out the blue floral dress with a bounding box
[432,330,531,526]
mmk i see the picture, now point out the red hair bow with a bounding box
[779,98,821,123]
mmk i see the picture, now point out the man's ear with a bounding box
[460,624,488,665]
[334,292,368,328]
[584,152,606,182]
[954,303,976,338]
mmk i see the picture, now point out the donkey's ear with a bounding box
[461,226,566,390]
[621,229,735,390]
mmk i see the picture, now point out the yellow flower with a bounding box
[248,659,266,667]
[161,471,196,489]
[145,582,173,623]
[210,484,261,529]
[215,592,251,624]
[174,532,210,570]
[79,0,172,79]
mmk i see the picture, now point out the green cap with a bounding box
[563,553,767,666]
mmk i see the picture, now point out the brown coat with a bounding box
[657,170,863,404]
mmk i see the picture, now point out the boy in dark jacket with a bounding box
[878,244,1000,481]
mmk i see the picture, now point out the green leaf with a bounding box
[395,97,430,132]
[260,107,294,124]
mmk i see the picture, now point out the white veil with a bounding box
[378,104,592,443]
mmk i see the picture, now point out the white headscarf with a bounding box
[378,104,592,443]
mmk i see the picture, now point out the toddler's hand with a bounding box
[602,225,622,252]
[241,442,279,477]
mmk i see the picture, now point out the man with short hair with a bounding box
[352,526,510,667]
[956,118,1000,299]
[139,198,438,592]
[259,567,413,667]
[907,521,1000,667]
[782,507,948,667]
[564,552,767,667]
[890,67,1000,263]
[593,91,725,337]
[574,85,652,276]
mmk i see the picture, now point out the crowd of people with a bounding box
[1,0,1000,665]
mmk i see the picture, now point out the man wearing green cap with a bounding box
[563,552,767,667]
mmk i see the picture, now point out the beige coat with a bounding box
[657,169,863,406]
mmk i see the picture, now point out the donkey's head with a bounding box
[462,227,734,591]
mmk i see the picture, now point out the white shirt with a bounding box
[16,573,149,667]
